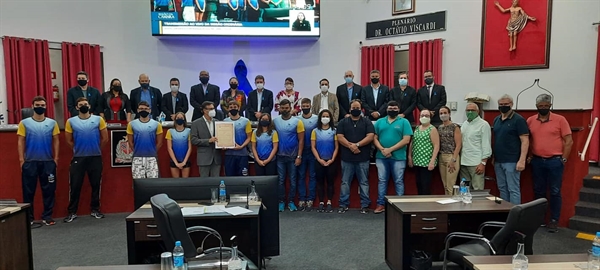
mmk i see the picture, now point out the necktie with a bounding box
[427,86,432,102]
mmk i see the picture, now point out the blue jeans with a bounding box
[297,151,316,201]
[339,160,371,208]
[531,156,564,221]
[277,156,297,203]
[376,159,406,206]
[494,162,521,204]
[224,155,249,176]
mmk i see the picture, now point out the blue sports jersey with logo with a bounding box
[297,114,318,150]
[66,115,106,157]
[312,128,336,160]
[252,130,279,160]
[17,117,60,161]
[167,128,190,162]
[127,119,163,157]
[273,116,304,157]
[224,117,252,156]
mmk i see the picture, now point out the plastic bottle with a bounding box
[591,232,600,270]
[242,167,248,176]
[511,242,528,270]
[459,178,467,199]
[172,241,185,270]
[219,180,227,203]
[159,112,166,123]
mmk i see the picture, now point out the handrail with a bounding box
[580,117,599,161]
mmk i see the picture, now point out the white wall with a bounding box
[0,0,598,123]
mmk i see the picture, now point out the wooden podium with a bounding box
[482,109,591,227]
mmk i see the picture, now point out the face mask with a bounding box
[170,85,179,92]
[33,107,46,115]
[259,120,270,127]
[112,86,122,92]
[345,77,353,84]
[77,80,87,87]
[229,109,239,116]
[387,110,399,118]
[79,105,90,114]
[498,105,511,114]
[140,83,150,89]
[537,108,550,116]
[440,114,450,122]
[281,110,291,117]
[138,111,150,118]
[320,85,329,93]
[200,77,209,84]
[399,78,408,86]
[208,109,216,117]
[351,109,362,117]
[175,119,185,125]
[425,78,434,85]
[371,78,380,84]
[420,117,431,124]
[256,83,264,89]
[321,117,330,125]
[302,108,311,115]
[285,84,293,90]
[466,111,478,121]
[230,83,238,89]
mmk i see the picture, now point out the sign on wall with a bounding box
[111,130,133,167]
[366,11,447,39]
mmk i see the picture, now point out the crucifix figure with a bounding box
[494,0,536,51]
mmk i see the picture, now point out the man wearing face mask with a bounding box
[336,70,363,122]
[190,70,221,121]
[296,98,318,211]
[223,101,252,176]
[361,70,390,121]
[417,70,447,125]
[526,94,572,232]
[191,101,222,177]
[63,97,109,223]
[460,103,492,191]
[311,78,339,126]
[390,72,417,124]
[161,78,189,121]
[492,94,529,205]
[127,101,164,179]
[247,75,274,121]
[67,71,103,118]
[130,74,163,120]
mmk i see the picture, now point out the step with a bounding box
[579,187,600,204]
[569,215,600,234]
[583,175,600,189]
[575,201,600,219]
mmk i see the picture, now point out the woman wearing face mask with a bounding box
[275,77,301,116]
[437,106,462,195]
[101,78,132,124]
[251,113,279,176]
[291,12,311,31]
[408,109,440,195]
[220,77,247,116]
[165,112,192,178]
[311,109,338,213]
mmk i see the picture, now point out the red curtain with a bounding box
[360,44,395,88]
[61,42,102,118]
[2,36,54,123]
[590,29,600,162]
[408,39,444,121]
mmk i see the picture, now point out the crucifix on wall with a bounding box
[494,0,537,51]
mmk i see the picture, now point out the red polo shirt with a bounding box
[527,112,571,158]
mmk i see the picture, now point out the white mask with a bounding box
[256,83,264,90]
[208,109,216,117]
[285,84,293,90]
[321,117,330,125]
[170,85,179,92]
[320,85,329,93]
[420,117,431,124]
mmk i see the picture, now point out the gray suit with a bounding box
[190,117,222,177]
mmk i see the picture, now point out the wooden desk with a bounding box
[126,202,261,268]
[384,196,513,270]
[0,203,33,270]
[464,254,588,270]
[58,266,159,270]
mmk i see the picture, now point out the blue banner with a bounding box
[151,12,179,21]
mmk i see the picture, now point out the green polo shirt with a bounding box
[374,116,413,160]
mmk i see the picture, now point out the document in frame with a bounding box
[215,121,235,149]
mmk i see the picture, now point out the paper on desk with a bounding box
[204,205,226,213]
[436,199,459,204]
[224,206,253,216]
[181,207,205,216]
[486,197,502,201]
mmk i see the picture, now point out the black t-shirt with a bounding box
[336,116,375,162]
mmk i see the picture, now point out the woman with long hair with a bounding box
[165,112,192,178]
[311,109,338,212]
[251,113,278,176]
[408,109,440,195]
[101,78,131,124]
[437,106,462,195]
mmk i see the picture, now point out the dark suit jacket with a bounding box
[417,84,447,124]
[161,92,189,118]
[390,86,417,124]
[336,82,363,121]
[190,83,220,121]
[67,86,103,117]
[246,88,274,121]
[130,86,163,119]
[190,117,221,166]
[361,84,390,121]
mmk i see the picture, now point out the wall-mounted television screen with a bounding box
[151,0,320,37]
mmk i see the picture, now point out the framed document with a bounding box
[215,122,235,149]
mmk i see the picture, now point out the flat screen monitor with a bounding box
[150,0,320,37]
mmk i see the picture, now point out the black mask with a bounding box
[498,106,511,114]
[259,120,270,127]
[138,111,150,118]
[537,108,550,116]
[112,86,122,92]
[33,107,46,115]
[79,105,90,114]
[140,83,150,89]
[200,77,209,84]
[387,110,399,118]
[351,109,362,117]
[281,111,291,117]
[175,119,185,125]
[302,108,311,115]
[371,78,380,84]
[425,78,434,85]
[230,83,238,89]
[229,109,239,116]
[77,80,87,87]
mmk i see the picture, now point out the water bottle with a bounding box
[591,232,600,270]
[459,178,467,199]
[219,180,227,203]
[242,167,248,176]
[159,112,166,123]
[463,187,472,204]
[511,242,528,270]
[228,237,244,270]
[48,174,55,184]
[172,241,185,270]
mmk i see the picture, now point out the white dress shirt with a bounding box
[203,115,215,136]
[320,93,329,111]
[257,90,263,112]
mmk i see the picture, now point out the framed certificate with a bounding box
[215,122,235,149]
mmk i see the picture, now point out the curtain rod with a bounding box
[1,36,103,48]
[394,39,445,47]
[594,22,600,25]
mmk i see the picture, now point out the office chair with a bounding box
[441,198,548,270]
[21,108,33,119]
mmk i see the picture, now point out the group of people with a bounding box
[18,69,571,233]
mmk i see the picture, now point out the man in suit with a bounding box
[190,101,222,177]
[417,70,447,125]
[336,70,363,122]
[66,71,103,118]
[161,78,189,121]
[130,74,163,120]
[190,70,221,121]
[312,78,339,125]
[361,70,389,121]
[390,72,417,124]
[246,75,274,121]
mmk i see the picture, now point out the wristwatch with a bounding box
[561,157,567,163]
[297,155,302,159]
[481,161,487,166]
[451,158,457,163]
[356,142,360,147]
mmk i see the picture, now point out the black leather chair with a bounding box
[441,198,548,270]
[21,108,33,119]
[150,193,258,269]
